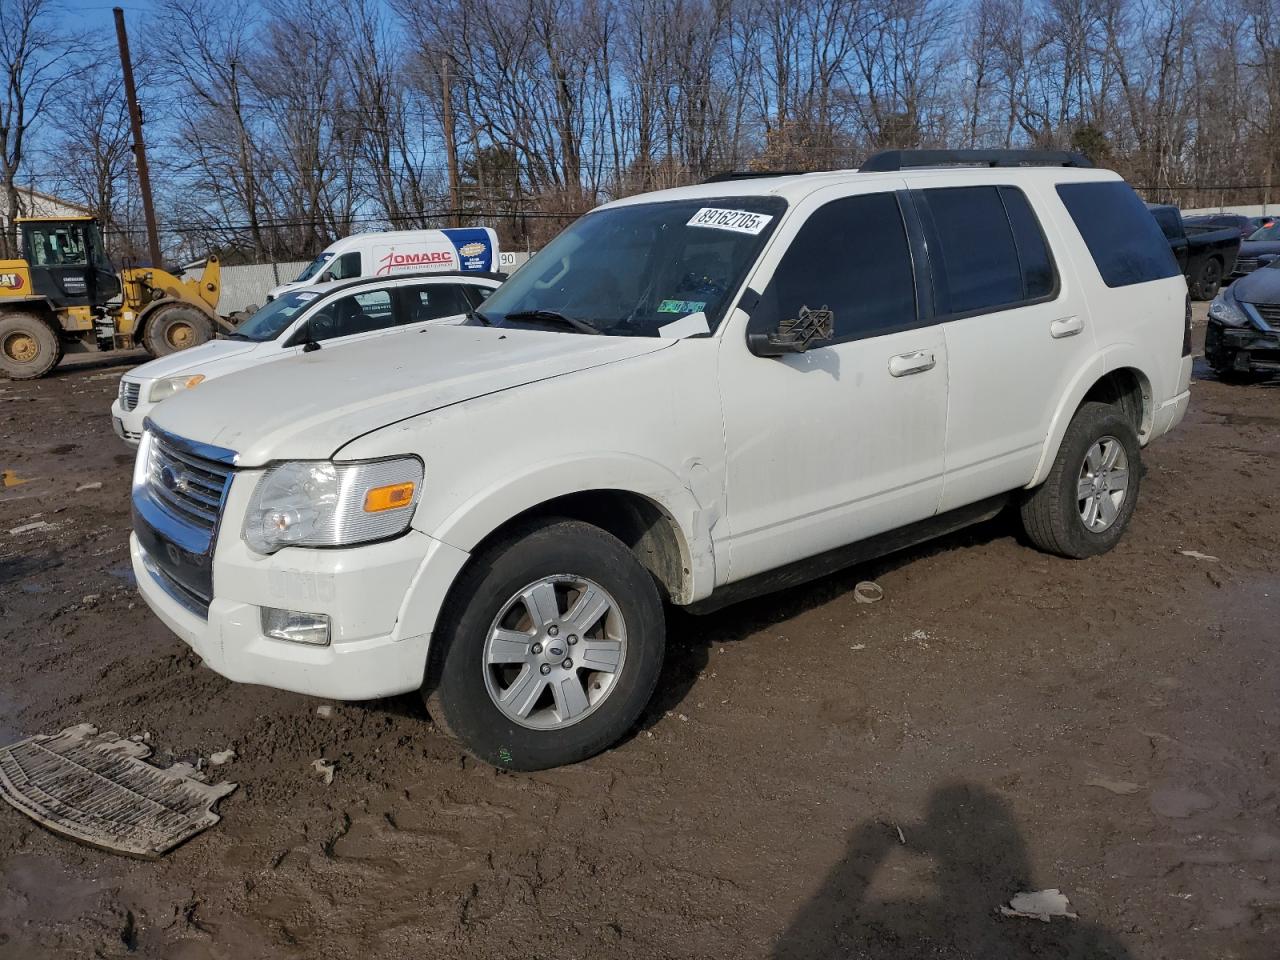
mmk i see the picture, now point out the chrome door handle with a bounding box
[888,350,936,377]
[1050,316,1084,338]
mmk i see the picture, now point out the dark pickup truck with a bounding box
[1146,203,1240,300]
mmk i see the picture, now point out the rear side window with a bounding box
[999,187,1057,300]
[1057,182,1181,287]
[400,283,473,323]
[753,192,917,343]
[915,185,1056,316]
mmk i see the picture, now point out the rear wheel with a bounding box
[425,518,665,770]
[1020,402,1142,558]
[1191,257,1223,301]
[142,304,213,356]
[0,312,61,380]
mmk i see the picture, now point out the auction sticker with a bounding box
[687,207,774,235]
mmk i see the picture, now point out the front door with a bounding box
[717,187,949,584]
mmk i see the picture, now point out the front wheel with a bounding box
[142,304,213,356]
[0,312,62,380]
[425,518,665,770]
[1020,401,1142,558]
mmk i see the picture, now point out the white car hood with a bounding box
[125,338,259,381]
[150,326,675,465]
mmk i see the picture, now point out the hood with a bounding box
[150,326,674,465]
[123,338,259,382]
[1240,239,1280,258]
[1230,263,1280,306]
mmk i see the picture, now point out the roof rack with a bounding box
[702,170,808,183]
[859,149,1093,172]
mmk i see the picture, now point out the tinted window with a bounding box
[919,186,1023,315]
[999,186,1057,300]
[1147,206,1183,241]
[400,283,473,323]
[753,192,916,342]
[1058,183,1181,287]
[462,284,499,309]
[307,288,394,341]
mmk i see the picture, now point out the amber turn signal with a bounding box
[363,481,416,513]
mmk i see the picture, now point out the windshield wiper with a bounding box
[503,309,602,335]
[223,331,251,341]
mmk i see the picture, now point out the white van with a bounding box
[268,228,501,300]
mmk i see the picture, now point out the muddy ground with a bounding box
[0,307,1277,960]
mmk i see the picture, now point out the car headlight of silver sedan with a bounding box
[149,374,206,402]
[243,457,423,554]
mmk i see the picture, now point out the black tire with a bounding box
[0,311,62,380]
[142,304,213,356]
[425,518,665,771]
[1020,401,1142,559]
[1191,257,1223,301]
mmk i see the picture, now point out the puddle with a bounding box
[18,581,50,594]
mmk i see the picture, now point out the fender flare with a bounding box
[397,453,719,640]
[1028,344,1153,488]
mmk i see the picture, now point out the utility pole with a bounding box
[113,7,162,267]
[441,58,462,228]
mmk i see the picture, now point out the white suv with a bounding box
[111,272,501,445]
[131,151,1191,770]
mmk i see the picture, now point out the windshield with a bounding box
[24,222,93,266]
[1248,223,1280,242]
[480,197,787,337]
[294,251,334,282]
[233,290,322,341]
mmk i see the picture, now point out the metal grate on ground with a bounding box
[0,724,236,859]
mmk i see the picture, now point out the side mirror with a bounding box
[747,305,835,357]
[318,270,334,283]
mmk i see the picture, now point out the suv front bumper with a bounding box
[131,527,470,700]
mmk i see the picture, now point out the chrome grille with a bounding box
[119,380,141,411]
[1236,258,1261,274]
[1252,302,1280,327]
[145,432,232,532]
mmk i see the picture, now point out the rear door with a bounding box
[394,282,477,329]
[908,181,1095,511]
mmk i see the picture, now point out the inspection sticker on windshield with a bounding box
[295,292,320,302]
[687,207,774,235]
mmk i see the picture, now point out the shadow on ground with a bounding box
[773,781,1133,959]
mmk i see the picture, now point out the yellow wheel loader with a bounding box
[0,215,225,380]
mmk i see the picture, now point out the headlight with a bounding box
[243,457,423,554]
[1207,294,1249,327]
[149,374,206,402]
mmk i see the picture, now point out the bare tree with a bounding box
[0,0,77,256]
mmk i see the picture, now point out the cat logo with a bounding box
[0,272,24,290]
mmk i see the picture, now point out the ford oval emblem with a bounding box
[160,465,188,493]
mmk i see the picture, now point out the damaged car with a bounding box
[1206,259,1280,381]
